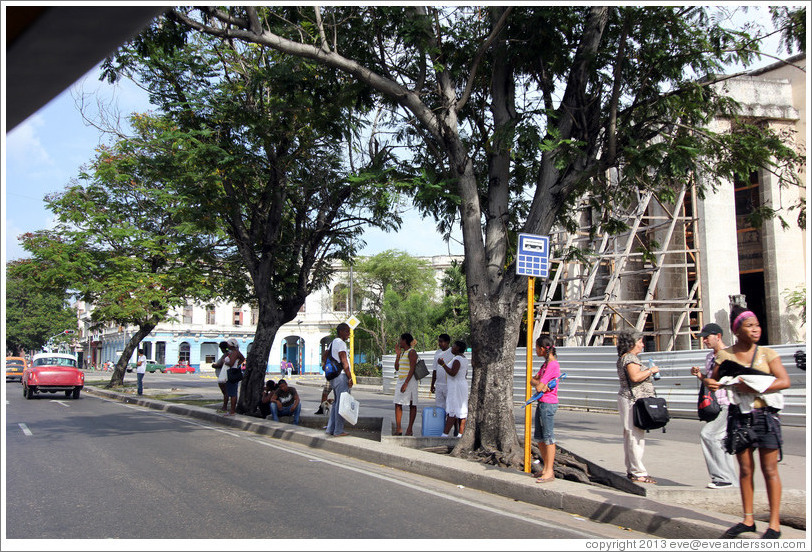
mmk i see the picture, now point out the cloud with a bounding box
[5,114,54,169]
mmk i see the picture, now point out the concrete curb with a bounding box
[84,386,805,540]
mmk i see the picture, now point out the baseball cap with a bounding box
[226,338,239,348]
[698,323,723,337]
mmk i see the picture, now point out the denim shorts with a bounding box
[534,402,558,444]
[749,408,783,450]
[226,380,239,397]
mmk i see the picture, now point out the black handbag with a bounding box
[724,405,757,455]
[414,359,429,380]
[623,358,670,432]
[632,396,670,431]
[697,382,721,422]
[226,367,243,384]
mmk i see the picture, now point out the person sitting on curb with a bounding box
[258,379,277,419]
[268,379,301,425]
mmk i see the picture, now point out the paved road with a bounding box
[79,371,808,456]
[5,381,647,539]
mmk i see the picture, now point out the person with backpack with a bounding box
[616,331,660,484]
[322,323,353,436]
[690,323,737,489]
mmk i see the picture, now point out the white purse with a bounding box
[338,391,359,425]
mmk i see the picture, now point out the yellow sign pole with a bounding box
[349,327,357,385]
[524,276,535,473]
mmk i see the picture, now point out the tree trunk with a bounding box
[237,298,283,416]
[107,322,157,387]
[453,279,526,466]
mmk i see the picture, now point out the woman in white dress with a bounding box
[439,340,468,437]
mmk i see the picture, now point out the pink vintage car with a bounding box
[23,353,84,399]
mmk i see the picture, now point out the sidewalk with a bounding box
[83,377,807,540]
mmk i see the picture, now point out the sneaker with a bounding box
[761,528,781,539]
[707,481,734,489]
[314,407,324,415]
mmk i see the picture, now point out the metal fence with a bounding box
[382,343,806,427]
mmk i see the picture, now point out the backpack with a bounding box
[697,382,721,422]
[323,343,342,381]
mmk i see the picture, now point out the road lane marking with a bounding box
[155,413,596,538]
[85,395,613,537]
[19,423,33,436]
[50,400,70,407]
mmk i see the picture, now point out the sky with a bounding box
[2,62,463,264]
[0,3,791,265]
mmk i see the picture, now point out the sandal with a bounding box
[628,474,656,484]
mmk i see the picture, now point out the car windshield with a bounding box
[34,357,77,368]
[7,361,25,367]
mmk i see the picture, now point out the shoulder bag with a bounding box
[414,358,429,380]
[697,381,721,422]
[624,359,670,432]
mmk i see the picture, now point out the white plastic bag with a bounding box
[338,391,359,425]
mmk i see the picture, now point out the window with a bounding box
[206,306,216,325]
[251,308,258,325]
[179,343,191,363]
[156,342,166,364]
[183,305,193,324]
[333,284,347,312]
[233,308,243,326]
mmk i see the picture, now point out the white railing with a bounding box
[382,343,807,427]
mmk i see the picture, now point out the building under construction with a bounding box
[534,54,807,351]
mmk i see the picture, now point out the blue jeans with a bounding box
[534,402,558,444]
[326,373,349,435]
[270,402,301,425]
[137,373,145,395]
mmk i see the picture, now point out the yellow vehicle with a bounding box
[6,356,28,382]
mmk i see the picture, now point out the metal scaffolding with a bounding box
[533,182,703,351]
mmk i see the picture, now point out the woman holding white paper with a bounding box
[709,306,790,539]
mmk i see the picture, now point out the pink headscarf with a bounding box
[732,310,756,333]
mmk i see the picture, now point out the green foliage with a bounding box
[5,261,78,354]
[352,251,468,361]
[20,113,223,332]
[770,7,806,54]
[782,286,806,326]
[352,363,381,378]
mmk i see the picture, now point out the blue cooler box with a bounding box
[421,406,446,436]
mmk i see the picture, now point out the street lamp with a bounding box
[45,329,76,353]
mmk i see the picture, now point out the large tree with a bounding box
[20,113,225,386]
[102,20,399,414]
[170,6,802,465]
[5,260,78,356]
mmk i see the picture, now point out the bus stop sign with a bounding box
[516,233,549,278]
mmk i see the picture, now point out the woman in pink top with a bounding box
[531,336,561,483]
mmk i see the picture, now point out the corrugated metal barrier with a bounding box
[382,343,806,427]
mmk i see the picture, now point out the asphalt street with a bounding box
[4,379,649,541]
[114,371,808,456]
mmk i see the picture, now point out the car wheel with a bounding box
[71,388,81,399]
[65,390,72,398]
[25,385,36,399]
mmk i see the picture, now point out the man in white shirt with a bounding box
[430,334,453,411]
[136,349,147,396]
[324,323,353,436]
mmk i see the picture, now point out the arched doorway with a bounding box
[281,335,304,374]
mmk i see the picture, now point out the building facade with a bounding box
[75,255,461,372]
